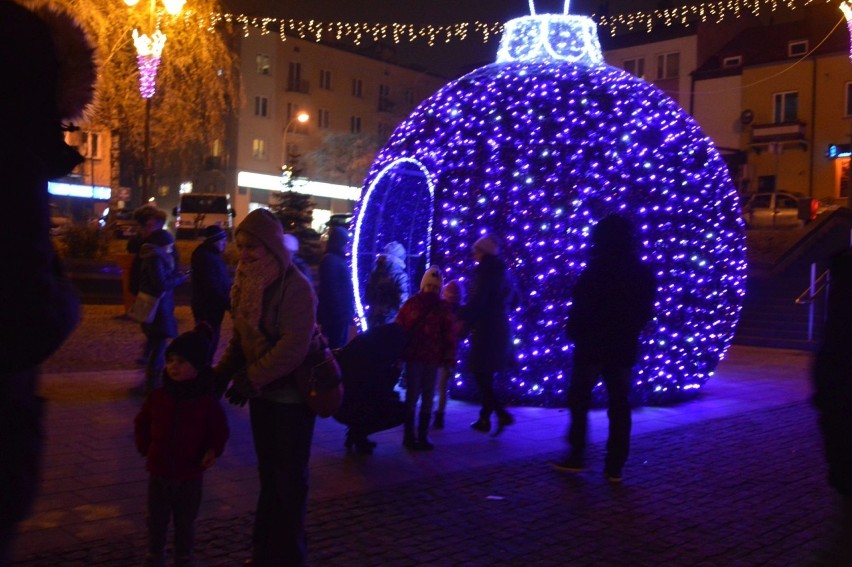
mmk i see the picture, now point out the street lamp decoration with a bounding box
[131,28,166,99]
[352,1,746,407]
[125,0,185,99]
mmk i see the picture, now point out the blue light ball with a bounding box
[353,58,746,407]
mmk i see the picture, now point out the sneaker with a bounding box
[470,418,491,433]
[605,469,623,483]
[492,411,514,436]
[551,456,587,473]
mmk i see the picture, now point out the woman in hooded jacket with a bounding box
[214,208,317,567]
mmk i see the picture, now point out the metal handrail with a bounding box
[794,270,829,305]
[794,263,829,342]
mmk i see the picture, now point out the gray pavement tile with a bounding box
[16,400,847,566]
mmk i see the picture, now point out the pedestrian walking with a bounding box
[128,206,172,365]
[364,241,410,329]
[813,246,852,521]
[135,229,189,396]
[0,2,93,562]
[459,233,519,436]
[553,214,657,482]
[214,208,317,566]
[190,225,231,363]
[317,226,355,348]
[134,324,229,567]
[396,266,459,450]
[433,279,465,429]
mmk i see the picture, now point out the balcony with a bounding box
[286,79,311,94]
[750,121,807,151]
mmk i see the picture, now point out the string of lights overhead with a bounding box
[190,0,832,46]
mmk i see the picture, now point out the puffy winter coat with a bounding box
[134,371,229,481]
[190,240,231,319]
[397,292,458,366]
[365,254,410,328]
[138,243,185,338]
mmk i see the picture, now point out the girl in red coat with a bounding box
[396,266,459,450]
[135,324,230,567]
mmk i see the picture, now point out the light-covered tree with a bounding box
[29,0,240,200]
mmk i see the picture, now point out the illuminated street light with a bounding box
[281,111,309,186]
[124,0,185,202]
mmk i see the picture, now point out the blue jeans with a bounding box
[567,363,632,473]
[249,399,316,567]
[404,362,438,436]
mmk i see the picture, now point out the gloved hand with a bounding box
[225,371,257,407]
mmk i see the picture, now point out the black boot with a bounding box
[432,411,445,430]
[403,418,417,450]
[416,422,434,451]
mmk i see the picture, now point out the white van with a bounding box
[173,193,235,239]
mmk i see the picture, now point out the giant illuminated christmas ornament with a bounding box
[352,1,747,407]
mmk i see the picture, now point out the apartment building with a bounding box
[232,33,447,226]
[694,7,852,203]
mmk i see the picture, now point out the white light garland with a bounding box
[190,0,830,47]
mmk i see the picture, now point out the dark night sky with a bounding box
[220,0,667,76]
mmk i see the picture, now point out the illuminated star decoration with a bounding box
[841,1,852,62]
[132,28,167,99]
[352,4,746,407]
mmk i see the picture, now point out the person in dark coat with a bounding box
[813,247,852,522]
[364,241,410,329]
[0,2,93,562]
[134,324,229,567]
[554,214,657,482]
[459,234,519,436]
[137,229,189,395]
[191,225,231,363]
[317,226,355,349]
[334,323,408,454]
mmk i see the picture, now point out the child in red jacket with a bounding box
[134,324,229,567]
[396,266,458,450]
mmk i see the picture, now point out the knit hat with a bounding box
[591,214,636,252]
[441,279,465,304]
[282,233,299,254]
[146,228,174,247]
[420,265,443,293]
[236,208,290,267]
[204,225,227,243]
[165,323,213,371]
[383,241,406,262]
[473,234,500,257]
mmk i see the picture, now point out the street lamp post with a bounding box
[124,0,185,203]
[281,112,310,187]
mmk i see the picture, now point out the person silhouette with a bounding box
[553,214,657,482]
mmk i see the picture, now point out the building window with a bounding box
[80,131,100,159]
[287,62,308,92]
[378,122,392,139]
[256,54,270,75]
[350,116,361,134]
[788,40,808,58]
[318,108,330,129]
[254,96,269,117]
[846,83,852,117]
[319,69,332,90]
[773,91,798,123]
[722,55,742,68]
[252,138,266,160]
[623,57,645,78]
[352,78,363,98]
[404,90,415,106]
[656,52,680,80]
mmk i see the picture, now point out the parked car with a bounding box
[741,192,818,229]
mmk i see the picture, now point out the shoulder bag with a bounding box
[128,291,162,324]
[295,328,343,418]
